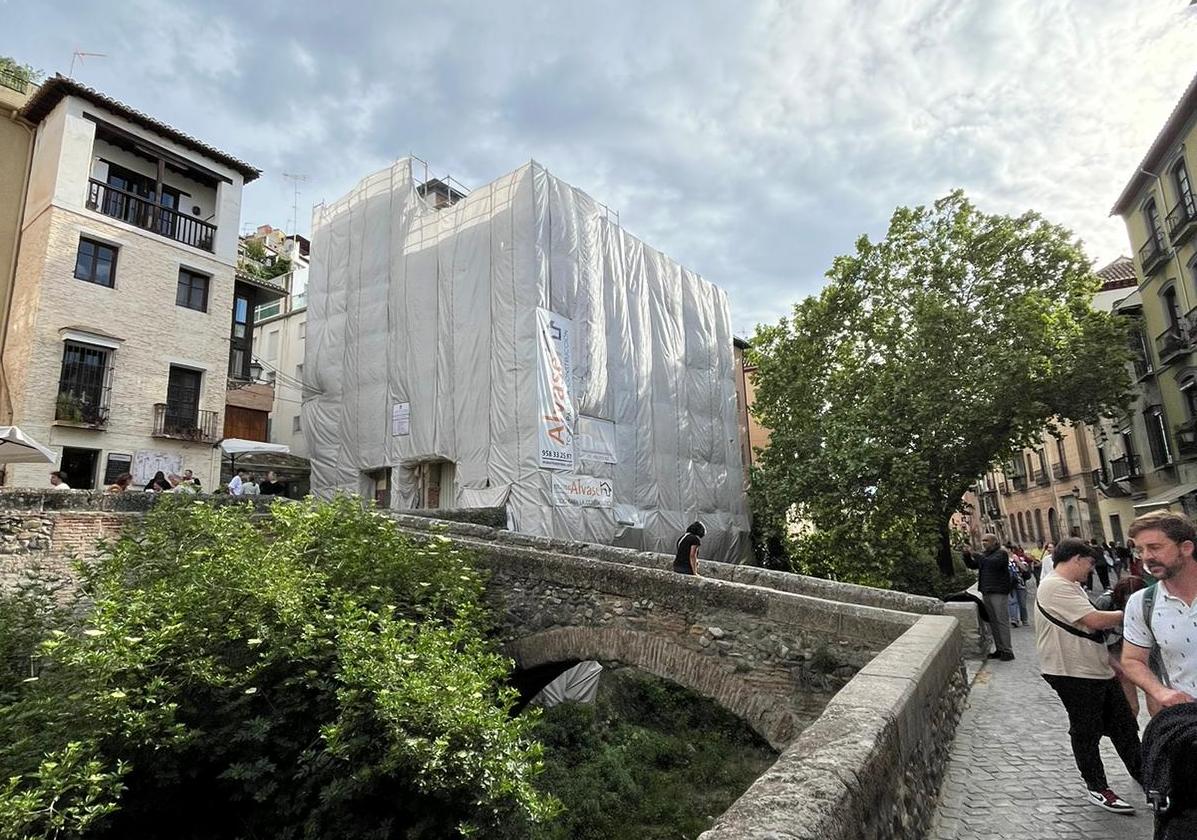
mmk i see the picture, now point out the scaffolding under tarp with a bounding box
[304,158,749,560]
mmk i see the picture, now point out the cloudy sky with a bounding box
[4,0,1195,334]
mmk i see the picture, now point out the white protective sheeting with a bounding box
[535,661,603,707]
[304,159,749,561]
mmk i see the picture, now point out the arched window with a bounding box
[1034,509,1045,543]
[1048,508,1061,542]
[1017,511,1027,543]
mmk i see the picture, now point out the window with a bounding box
[229,294,252,379]
[292,415,302,433]
[1054,436,1068,477]
[176,268,209,312]
[298,320,306,341]
[1145,405,1173,468]
[1184,378,1197,420]
[1109,514,1124,545]
[1145,198,1165,247]
[164,366,202,435]
[56,341,112,425]
[1097,445,1109,483]
[1163,286,1182,332]
[1175,161,1194,211]
[74,238,117,287]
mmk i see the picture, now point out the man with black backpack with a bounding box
[1036,537,1142,814]
[1122,512,1197,712]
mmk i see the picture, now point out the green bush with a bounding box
[0,496,554,839]
[498,669,776,840]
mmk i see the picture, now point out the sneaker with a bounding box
[998,652,1015,661]
[1087,789,1135,814]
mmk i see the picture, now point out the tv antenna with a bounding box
[68,50,107,79]
[282,172,309,235]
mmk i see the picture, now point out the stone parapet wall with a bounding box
[698,615,966,840]
[384,512,943,616]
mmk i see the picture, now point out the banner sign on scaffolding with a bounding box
[577,416,617,464]
[536,307,575,470]
[391,402,410,436]
[552,473,614,508]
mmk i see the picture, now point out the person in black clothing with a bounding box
[144,471,173,492]
[259,470,286,496]
[964,533,1015,660]
[673,522,705,575]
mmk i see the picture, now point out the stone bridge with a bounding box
[0,493,969,840]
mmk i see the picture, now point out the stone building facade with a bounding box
[0,76,261,490]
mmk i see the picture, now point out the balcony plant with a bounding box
[54,393,84,423]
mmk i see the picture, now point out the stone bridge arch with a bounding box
[380,515,935,752]
[505,625,799,747]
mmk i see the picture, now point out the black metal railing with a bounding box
[1176,419,1197,459]
[1139,234,1169,275]
[152,403,219,442]
[1092,468,1105,487]
[1011,475,1027,491]
[0,65,30,93]
[1052,461,1069,480]
[1155,326,1192,364]
[1109,454,1142,481]
[86,179,217,253]
[1168,193,1197,246]
[1033,468,1050,486]
[1133,352,1154,381]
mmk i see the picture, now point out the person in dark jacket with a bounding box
[673,522,705,575]
[965,533,1015,660]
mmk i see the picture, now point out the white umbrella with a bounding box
[218,438,290,472]
[0,426,55,464]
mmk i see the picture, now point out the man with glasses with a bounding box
[1036,537,1141,814]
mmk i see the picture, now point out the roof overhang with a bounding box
[1110,70,1197,217]
[20,75,260,183]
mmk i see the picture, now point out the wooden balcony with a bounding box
[86,179,216,253]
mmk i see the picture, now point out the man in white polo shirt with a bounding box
[1122,512,1197,709]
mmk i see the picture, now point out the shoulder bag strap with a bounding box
[1036,599,1105,644]
[1142,584,1172,689]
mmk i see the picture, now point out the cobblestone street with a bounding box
[929,612,1154,840]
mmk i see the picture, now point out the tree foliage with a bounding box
[0,497,554,839]
[749,192,1131,585]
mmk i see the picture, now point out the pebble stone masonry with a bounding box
[0,493,969,840]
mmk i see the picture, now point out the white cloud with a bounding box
[3,0,1195,332]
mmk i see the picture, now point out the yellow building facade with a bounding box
[1107,71,1197,521]
[0,64,35,424]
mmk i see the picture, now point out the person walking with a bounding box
[1036,537,1142,814]
[965,533,1015,660]
[1090,538,1112,591]
[1121,512,1197,711]
[1009,549,1030,627]
[672,521,705,576]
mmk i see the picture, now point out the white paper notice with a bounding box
[391,402,410,436]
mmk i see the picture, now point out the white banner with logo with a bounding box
[552,473,614,508]
[536,307,575,470]
[577,416,617,464]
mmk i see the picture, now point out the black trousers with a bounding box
[1095,562,1111,590]
[1042,674,1142,791]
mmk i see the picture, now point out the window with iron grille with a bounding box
[56,342,112,425]
[74,238,117,287]
[176,268,209,312]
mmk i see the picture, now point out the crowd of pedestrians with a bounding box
[964,512,1197,836]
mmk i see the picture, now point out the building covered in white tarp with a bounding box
[303,158,749,561]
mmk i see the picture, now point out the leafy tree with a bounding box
[0,497,554,839]
[749,192,1130,586]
